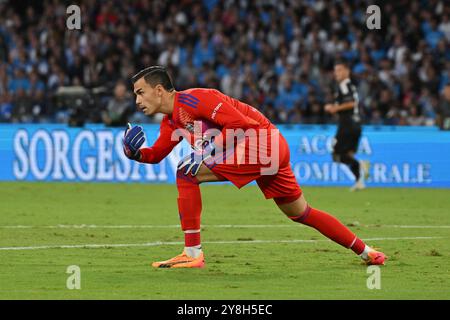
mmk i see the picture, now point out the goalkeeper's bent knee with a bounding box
[274,193,302,205]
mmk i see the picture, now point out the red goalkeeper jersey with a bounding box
[139,88,275,164]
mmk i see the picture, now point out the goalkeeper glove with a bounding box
[123,123,145,160]
[177,139,215,176]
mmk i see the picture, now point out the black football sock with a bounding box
[341,154,360,181]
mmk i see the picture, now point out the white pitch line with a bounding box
[0,225,184,229]
[1,224,450,229]
[0,224,297,229]
[0,237,443,251]
[376,225,450,229]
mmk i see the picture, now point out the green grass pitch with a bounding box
[0,182,449,299]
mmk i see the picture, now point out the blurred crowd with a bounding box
[0,0,449,128]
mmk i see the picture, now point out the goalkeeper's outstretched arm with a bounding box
[124,116,182,164]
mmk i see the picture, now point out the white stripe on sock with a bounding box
[349,236,357,249]
[184,229,201,234]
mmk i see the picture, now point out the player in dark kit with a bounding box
[325,61,369,191]
[123,66,385,268]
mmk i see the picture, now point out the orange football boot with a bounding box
[152,251,205,268]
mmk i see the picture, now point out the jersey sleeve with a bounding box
[138,116,182,164]
[190,89,260,130]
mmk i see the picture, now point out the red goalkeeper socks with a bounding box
[289,206,366,255]
[176,172,202,255]
[184,230,201,247]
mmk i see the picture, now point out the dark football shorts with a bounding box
[333,124,362,155]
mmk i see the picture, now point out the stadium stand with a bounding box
[0,0,449,126]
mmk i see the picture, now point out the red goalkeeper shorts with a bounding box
[207,134,302,200]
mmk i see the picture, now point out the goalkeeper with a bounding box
[123,66,386,268]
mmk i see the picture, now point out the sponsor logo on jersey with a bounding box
[211,103,222,119]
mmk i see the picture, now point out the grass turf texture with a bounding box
[0,182,449,299]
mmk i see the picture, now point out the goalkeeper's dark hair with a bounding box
[131,66,174,91]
